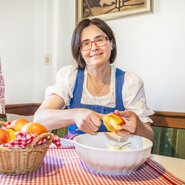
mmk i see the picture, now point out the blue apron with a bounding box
[67,68,125,136]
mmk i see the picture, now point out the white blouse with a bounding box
[45,64,154,123]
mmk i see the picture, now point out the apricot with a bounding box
[6,128,16,141]
[0,128,10,144]
[103,113,125,132]
[21,122,48,136]
[10,119,29,132]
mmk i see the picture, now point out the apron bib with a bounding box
[66,68,125,138]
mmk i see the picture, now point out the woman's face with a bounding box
[80,24,112,69]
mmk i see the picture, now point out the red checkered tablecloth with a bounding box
[0,147,184,185]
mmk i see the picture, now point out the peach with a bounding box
[0,128,10,144]
[6,128,16,141]
[21,122,48,136]
[10,119,29,132]
[103,113,125,132]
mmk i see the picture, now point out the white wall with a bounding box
[0,0,75,103]
[32,0,75,103]
[0,0,34,103]
[0,0,185,112]
[110,0,185,112]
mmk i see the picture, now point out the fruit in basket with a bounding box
[21,122,48,136]
[103,113,125,132]
[0,128,10,144]
[6,128,16,141]
[10,119,29,132]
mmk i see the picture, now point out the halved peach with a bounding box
[103,113,125,132]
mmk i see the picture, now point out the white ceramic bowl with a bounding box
[74,132,153,176]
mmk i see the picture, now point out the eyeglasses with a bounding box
[80,36,109,51]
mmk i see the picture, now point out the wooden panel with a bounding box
[5,103,40,116]
[1,104,185,129]
[151,111,185,129]
[0,103,40,118]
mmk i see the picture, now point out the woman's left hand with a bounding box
[114,110,154,141]
[114,110,141,137]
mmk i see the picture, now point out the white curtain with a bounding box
[0,58,5,114]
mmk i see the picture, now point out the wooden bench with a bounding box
[0,103,67,138]
[1,103,185,159]
[151,112,185,159]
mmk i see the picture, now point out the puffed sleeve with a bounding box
[45,65,78,106]
[122,72,154,123]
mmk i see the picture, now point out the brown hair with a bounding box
[71,18,117,69]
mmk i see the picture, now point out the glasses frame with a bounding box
[80,36,109,51]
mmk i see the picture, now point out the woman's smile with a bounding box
[90,52,103,58]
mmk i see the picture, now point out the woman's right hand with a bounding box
[72,108,104,133]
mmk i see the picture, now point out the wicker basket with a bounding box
[0,133,53,175]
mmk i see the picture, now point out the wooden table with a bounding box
[152,154,185,181]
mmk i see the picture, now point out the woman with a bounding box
[34,18,154,141]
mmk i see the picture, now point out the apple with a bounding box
[103,113,125,132]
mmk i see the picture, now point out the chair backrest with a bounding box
[151,111,185,159]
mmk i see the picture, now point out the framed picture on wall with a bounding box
[76,0,153,23]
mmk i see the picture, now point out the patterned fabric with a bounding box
[1,122,61,148]
[0,62,5,114]
[152,126,185,159]
[0,148,184,185]
[1,132,61,148]
[45,65,154,123]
